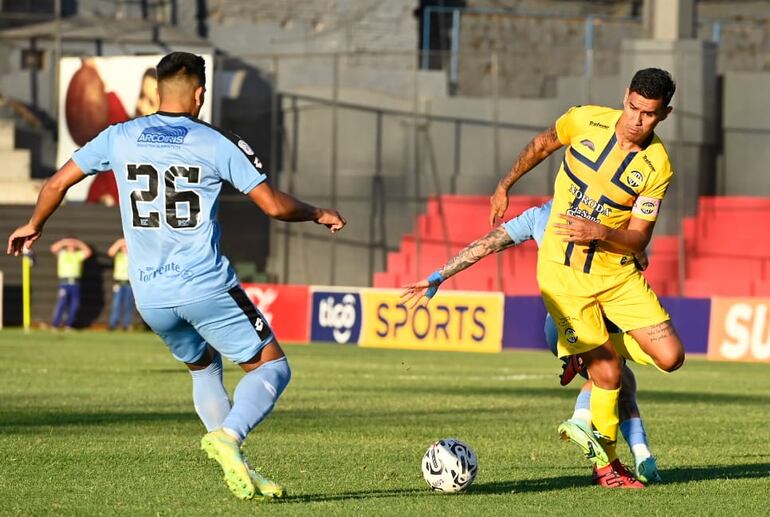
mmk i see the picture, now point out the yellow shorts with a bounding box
[537,259,670,358]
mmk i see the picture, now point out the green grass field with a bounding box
[1,330,769,516]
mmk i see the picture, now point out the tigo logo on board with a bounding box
[311,290,362,344]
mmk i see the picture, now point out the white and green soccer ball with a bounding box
[421,438,478,493]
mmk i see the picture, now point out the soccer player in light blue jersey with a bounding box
[8,52,346,501]
[400,200,661,484]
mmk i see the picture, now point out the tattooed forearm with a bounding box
[646,321,675,343]
[439,226,514,279]
[499,126,561,190]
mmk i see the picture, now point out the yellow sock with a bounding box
[610,333,663,371]
[591,385,620,463]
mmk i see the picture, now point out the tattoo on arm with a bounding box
[646,321,675,344]
[439,226,514,279]
[500,126,560,190]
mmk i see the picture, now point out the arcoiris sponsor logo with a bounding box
[137,125,189,144]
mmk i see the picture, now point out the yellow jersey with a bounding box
[113,250,129,281]
[540,105,674,276]
[57,249,86,279]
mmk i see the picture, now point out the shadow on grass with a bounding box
[468,463,770,495]
[0,410,195,429]
[281,487,428,504]
[660,463,770,484]
[350,384,770,407]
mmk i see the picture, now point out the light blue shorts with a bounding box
[138,286,275,364]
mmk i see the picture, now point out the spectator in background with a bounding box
[50,236,91,329]
[108,237,133,330]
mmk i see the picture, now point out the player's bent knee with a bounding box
[654,349,685,372]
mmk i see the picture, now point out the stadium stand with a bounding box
[0,203,123,327]
[374,195,770,298]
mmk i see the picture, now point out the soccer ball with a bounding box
[421,438,478,493]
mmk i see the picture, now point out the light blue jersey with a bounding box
[502,199,552,247]
[72,112,266,308]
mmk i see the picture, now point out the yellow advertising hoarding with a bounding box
[359,289,504,353]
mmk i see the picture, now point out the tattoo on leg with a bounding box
[646,322,674,344]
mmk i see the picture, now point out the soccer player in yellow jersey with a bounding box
[489,68,684,488]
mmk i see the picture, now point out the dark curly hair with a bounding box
[629,68,676,107]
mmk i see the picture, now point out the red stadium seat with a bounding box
[449,255,500,292]
[752,278,770,297]
[373,271,399,288]
[684,277,753,297]
[386,252,408,275]
[686,256,765,281]
[503,270,541,295]
[649,235,679,256]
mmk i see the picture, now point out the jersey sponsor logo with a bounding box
[237,139,254,155]
[641,154,656,173]
[580,139,595,151]
[566,207,601,224]
[626,170,644,188]
[589,120,609,129]
[311,291,362,344]
[137,125,189,145]
[568,185,612,217]
[137,262,193,282]
[633,196,660,217]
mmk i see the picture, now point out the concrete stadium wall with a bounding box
[722,72,770,196]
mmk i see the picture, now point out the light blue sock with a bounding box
[620,417,648,447]
[190,352,231,431]
[620,417,651,461]
[221,357,291,442]
[572,389,592,424]
[575,389,591,412]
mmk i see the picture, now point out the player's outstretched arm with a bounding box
[7,160,87,256]
[247,182,346,233]
[400,226,515,308]
[490,126,562,226]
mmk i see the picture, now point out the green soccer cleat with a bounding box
[242,455,286,500]
[636,456,663,484]
[201,430,256,500]
[558,418,610,468]
[248,468,286,500]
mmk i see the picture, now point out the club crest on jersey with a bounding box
[137,125,188,145]
[237,139,254,156]
[626,170,644,188]
[564,327,578,344]
[580,139,595,152]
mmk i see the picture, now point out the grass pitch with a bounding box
[1,330,769,516]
